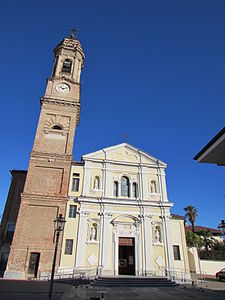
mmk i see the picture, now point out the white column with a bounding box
[104,163,111,198]
[135,223,141,276]
[162,214,173,270]
[101,212,113,275]
[140,213,146,275]
[141,167,148,200]
[160,169,168,201]
[129,182,132,198]
[138,167,143,200]
[143,215,154,274]
[113,225,118,275]
[83,164,91,196]
[98,211,104,275]
[75,210,89,268]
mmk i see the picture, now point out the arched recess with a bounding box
[111,214,141,225]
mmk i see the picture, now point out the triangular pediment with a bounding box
[82,143,166,167]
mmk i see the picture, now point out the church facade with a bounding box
[0,35,190,280]
[60,144,190,277]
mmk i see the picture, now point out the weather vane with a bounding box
[70,28,78,39]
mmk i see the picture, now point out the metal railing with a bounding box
[156,267,193,284]
[39,266,196,284]
[39,266,99,281]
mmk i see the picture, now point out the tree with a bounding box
[198,229,215,257]
[184,205,198,232]
[186,230,201,247]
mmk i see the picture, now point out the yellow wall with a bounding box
[60,200,79,268]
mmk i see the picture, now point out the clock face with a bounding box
[56,83,70,94]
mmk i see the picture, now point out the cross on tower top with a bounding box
[70,28,78,39]
[123,133,127,143]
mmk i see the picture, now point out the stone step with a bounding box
[92,276,178,287]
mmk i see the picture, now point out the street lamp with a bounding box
[218,220,225,241]
[48,214,66,300]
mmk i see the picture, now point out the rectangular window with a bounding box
[113,181,118,197]
[69,205,77,218]
[173,245,181,260]
[71,173,80,192]
[132,183,138,198]
[65,239,73,255]
[5,223,15,242]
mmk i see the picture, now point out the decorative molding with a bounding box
[87,254,97,266]
[78,210,89,217]
[40,97,80,125]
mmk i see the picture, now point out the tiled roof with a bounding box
[186,225,221,234]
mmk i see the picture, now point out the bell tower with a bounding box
[5,34,85,279]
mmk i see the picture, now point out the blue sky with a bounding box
[0,0,224,228]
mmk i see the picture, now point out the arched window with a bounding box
[121,176,130,197]
[151,181,157,193]
[52,124,63,130]
[62,59,72,73]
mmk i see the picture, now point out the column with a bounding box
[141,167,148,200]
[135,223,141,276]
[82,163,91,196]
[140,213,146,275]
[143,215,154,274]
[97,211,104,275]
[74,210,89,268]
[113,225,118,275]
[101,212,113,275]
[162,214,173,271]
[104,163,112,198]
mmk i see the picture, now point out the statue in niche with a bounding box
[90,223,97,241]
[94,177,99,190]
[155,226,161,243]
[151,181,157,193]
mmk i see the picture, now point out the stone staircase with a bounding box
[91,276,178,287]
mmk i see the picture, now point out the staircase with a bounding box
[91,276,178,287]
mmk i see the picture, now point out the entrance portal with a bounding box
[118,237,135,275]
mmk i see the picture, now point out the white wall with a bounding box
[200,260,225,276]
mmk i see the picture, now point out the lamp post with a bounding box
[218,220,225,241]
[48,214,66,300]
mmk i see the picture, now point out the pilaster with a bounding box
[75,209,89,268]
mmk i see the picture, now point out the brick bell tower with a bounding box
[5,33,85,279]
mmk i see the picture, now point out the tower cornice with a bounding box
[40,97,80,125]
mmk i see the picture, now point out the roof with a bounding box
[82,143,167,167]
[194,127,225,166]
[171,213,185,220]
[186,225,221,235]
[10,170,27,175]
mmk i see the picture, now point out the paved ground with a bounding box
[0,280,70,300]
[0,279,224,300]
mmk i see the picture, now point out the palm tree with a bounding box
[198,229,215,257]
[184,205,198,232]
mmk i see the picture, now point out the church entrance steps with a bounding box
[91,276,178,287]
